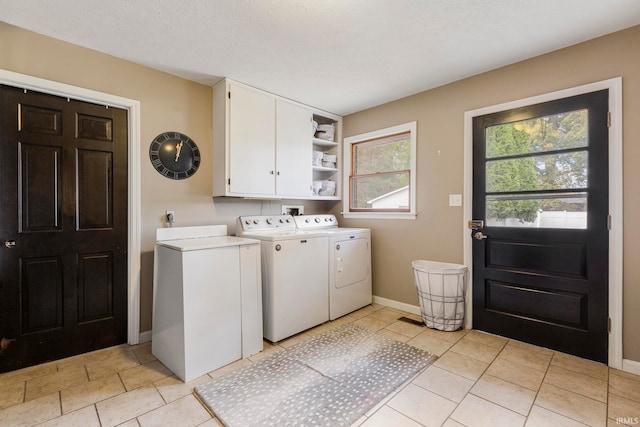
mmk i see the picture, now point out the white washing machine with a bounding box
[294,215,372,320]
[152,225,263,382]
[236,215,329,342]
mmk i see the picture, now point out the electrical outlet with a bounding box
[165,210,175,222]
[281,205,304,216]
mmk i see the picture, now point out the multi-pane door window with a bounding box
[343,122,416,218]
[485,109,589,228]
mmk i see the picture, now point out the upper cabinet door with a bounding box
[276,100,312,197]
[228,84,276,195]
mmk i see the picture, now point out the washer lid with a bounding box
[156,235,259,251]
[156,224,227,242]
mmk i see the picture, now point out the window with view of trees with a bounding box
[485,109,589,228]
[343,122,416,218]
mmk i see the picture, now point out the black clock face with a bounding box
[149,132,200,180]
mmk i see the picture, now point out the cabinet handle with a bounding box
[277,171,280,176]
[270,170,274,175]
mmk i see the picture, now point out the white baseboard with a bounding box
[139,330,152,344]
[622,358,640,376]
[373,295,421,316]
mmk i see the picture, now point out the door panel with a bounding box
[21,257,64,333]
[276,99,312,197]
[228,83,276,195]
[78,252,114,323]
[486,240,586,277]
[333,238,369,289]
[77,149,113,229]
[0,85,128,372]
[472,90,609,363]
[20,143,63,231]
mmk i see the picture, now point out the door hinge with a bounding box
[228,92,231,99]
[608,317,611,333]
[607,214,612,230]
[228,178,231,185]
[607,111,611,128]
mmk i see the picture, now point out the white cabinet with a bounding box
[213,79,341,200]
[152,228,263,382]
[227,83,276,196]
[276,99,313,197]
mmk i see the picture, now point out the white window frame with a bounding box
[342,121,417,219]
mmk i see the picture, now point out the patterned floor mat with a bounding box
[195,323,437,426]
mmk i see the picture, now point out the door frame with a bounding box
[0,69,142,345]
[463,78,623,368]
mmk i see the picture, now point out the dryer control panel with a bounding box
[294,214,338,230]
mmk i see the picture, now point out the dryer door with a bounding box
[334,237,369,288]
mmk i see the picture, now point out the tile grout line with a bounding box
[523,350,600,426]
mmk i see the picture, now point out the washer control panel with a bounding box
[236,215,296,232]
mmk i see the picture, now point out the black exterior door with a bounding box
[472,90,609,363]
[0,85,128,372]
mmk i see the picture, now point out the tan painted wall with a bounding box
[338,25,640,361]
[0,22,327,333]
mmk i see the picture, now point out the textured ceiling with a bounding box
[1,0,640,115]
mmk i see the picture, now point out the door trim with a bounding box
[0,69,142,345]
[463,78,623,368]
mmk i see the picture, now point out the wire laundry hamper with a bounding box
[412,260,467,332]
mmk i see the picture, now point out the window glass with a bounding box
[486,151,588,193]
[343,122,416,218]
[486,192,587,229]
[486,109,588,158]
[351,172,409,209]
[353,134,410,174]
[484,108,589,229]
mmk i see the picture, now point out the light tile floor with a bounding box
[1,304,639,426]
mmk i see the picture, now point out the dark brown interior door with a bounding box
[0,85,128,372]
[472,90,609,363]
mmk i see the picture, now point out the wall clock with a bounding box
[149,132,200,180]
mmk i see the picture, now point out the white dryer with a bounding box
[294,215,372,320]
[236,215,329,342]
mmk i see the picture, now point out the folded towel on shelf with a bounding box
[322,161,336,169]
[315,124,335,141]
[322,153,337,163]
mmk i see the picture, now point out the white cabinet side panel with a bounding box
[152,245,186,380]
[212,81,228,196]
[239,243,263,357]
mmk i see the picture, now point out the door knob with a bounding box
[4,240,16,248]
[473,231,488,240]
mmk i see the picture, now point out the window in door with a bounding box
[484,109,589,229]
[343,122,416,219]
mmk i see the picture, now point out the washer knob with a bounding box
[253,219,259,224]
[315,217,321,223]
[266,218,273,224]
[245,219,251,225]
[305,219,310,223]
